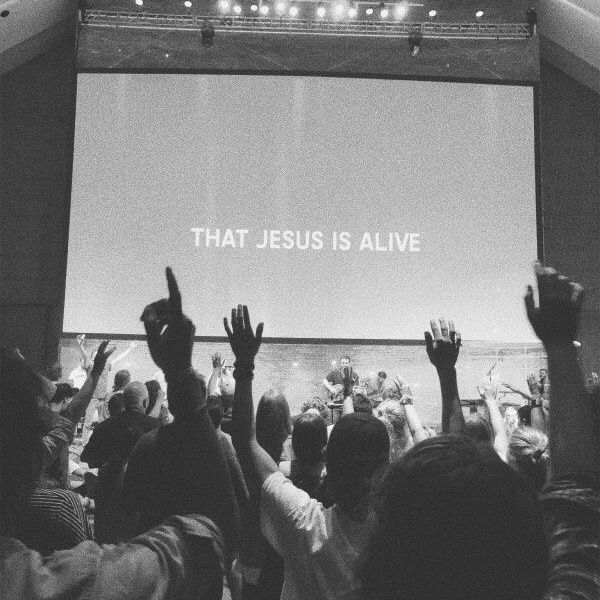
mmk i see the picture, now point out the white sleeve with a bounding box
[260,471,325,559]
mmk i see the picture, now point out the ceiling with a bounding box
[1,0,599,92]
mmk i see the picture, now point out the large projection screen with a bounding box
[65,74,537,343]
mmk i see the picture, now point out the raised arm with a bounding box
[76,334,92,370]
[136,268,239,555]
[61,341,114,424]
[425,319,464,434]
[393,376,429,444]
[478,384,508,461]
[109,341,137,367]
[207,352,225,397]
[501,382,534,403]
[524,263,595,479]
[225,305,278,486]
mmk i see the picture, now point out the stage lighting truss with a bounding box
[207,0,414,22]
[84,1,530,39]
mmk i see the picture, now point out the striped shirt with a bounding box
[17,488,92,556]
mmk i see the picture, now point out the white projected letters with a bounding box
[190,228,421,252]
[191,228,249,248]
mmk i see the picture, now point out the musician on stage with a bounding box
[322,356,359,403]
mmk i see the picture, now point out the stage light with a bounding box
[394,3,407,18]
[475,9,483,17]
[219,0,230,10]
[289,4,298,15]
[316,5,326,17]
[380,7,389,17]
[276,1,285,12]
[250,3,258,10]
[259,4,269,14]
[428,9,436,17]
[233,4,241,12]
[183,0,192,7]
[348,6,357,17]
[365,7,373,15]
[135,0,143,6]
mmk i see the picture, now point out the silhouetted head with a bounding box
[108,392,125,417]
[206,394,224,429]
[353,393,373,415]
[292,412,327,465]
[123,381,149,413]
[300,396,329,421]
[114,369,131,391]
[361,435,547,600]
[517,404,532,427]
[464,414,493,444]
[144,379,162,415]
[326,413,389,518]
[256,390,291,463]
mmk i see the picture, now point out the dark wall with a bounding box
[0,24,77,369]
[1,35,599,374]
[539,59,600,374]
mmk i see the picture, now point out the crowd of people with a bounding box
[1,262,598,600]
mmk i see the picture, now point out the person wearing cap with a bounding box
[225,305,390,599]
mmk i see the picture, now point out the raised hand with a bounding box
[524,262,585,345]
[392,375,413,399]
[91,340,115,376]
[223,305,263,366]
[424,319,461,371]
[212,352,225,370]
[140,267,195,377]
[526,373,538,394]
[477,384,498,402]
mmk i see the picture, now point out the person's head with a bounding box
[374,399,413,461]
[326,413,389,518]
[144,379,163,415]
[300,396,329,421]
[48,383,77,412]
[508,426,549,493]
[44,363,62,382]
[353,393,373,415]
[0,349,45,535]
[517,404,532,427]
[538,368,547,381]
[463,414,493,444]
[361,435,547,600]
[206,395,224,429]
[114,369,131,391]
[292,412,327,466]
[108,392,125,417]
[123,381,149,413]
[256,390,291,463]
[382,385,400,400]
[377,371,387,385]
[340,356,351,369]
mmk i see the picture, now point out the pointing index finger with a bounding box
[166,267,182,320]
